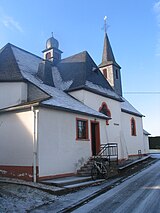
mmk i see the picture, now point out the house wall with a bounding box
[0,82,27,109]
[38,107,107,178]
[0,110,34,180]
[121,112,145,157]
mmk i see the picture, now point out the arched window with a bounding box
[99,102,111,125]
[131,117,136,136]
[103,68,107,78]
[46,52,51,60]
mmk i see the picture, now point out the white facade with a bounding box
[0,83,149,180]
[69,89,148,159]
[69,89,121,142]
[0,110,34,166]
[69,90,125,157]
[0,82,27,109]
[121,112,144,157]
[0,36,150,181]
[38,107,107,178]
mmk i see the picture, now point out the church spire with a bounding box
[100,16,116,67]
[99,17,122,96]
[102,32,116,65]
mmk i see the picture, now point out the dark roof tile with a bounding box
[0,43,24,81]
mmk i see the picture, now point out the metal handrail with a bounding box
[97,143,118,165]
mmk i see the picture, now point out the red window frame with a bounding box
[131,117,136,136]
[76,118,89,140]
[99,102,111,125]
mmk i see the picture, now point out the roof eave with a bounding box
[121,108,144,117]
[40,103,109,120]
[98,61,121,69]
[67,86,123,102]
[0,101,40,114]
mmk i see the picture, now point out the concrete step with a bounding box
[41,176,92,187]
[77,172,91,176]
[64,179,105,190]
[40,175,106,191]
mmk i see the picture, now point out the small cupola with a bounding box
[42,33,63,64]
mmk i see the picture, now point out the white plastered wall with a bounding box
[0,110,34,166]
[121,112,145,156]
[38,107,107,177]
[0,82,27,109]
[143,134,150,154]
[69,90,125,159]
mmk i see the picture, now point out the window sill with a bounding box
[76,138,90,141]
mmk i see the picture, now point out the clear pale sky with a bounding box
[0,0,159,136]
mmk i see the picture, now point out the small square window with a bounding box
[76,119,88,140]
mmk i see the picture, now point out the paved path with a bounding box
[74,160,160,213]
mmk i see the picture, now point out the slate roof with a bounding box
[143,129,151,135]
[0,42,143,119]
[0,43,108,119]
[99,33,120,68]
[121,97,143,117]
[18,69,109,119]
[57,51,122,101]
[0,43,122,101]
[0,43,24,81]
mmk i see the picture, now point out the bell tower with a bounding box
[42,33,63,64]
[99,17,122,96]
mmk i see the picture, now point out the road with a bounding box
[74,159,160,213]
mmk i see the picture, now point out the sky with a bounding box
[0,0,159,136]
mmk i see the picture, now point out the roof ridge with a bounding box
[60,50,89,62]
[8,43,42,60]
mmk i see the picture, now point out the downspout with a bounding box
[32,107,39,183]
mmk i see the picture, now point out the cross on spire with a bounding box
[104,16,107,34]
[51,32,53,37]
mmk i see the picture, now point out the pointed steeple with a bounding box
[99,17,122,96]
[101,33,116,66]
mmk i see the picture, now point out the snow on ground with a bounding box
[0,155,159,212]
[0,183,56,213]
[0,179,119,213]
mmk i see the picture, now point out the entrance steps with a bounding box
[77,157,118,178]
[40,176,105,191]
[77,158,94,176]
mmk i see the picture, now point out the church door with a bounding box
[91,121,100,156]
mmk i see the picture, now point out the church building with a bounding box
[0,28,149,181]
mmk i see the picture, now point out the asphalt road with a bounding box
[74,159,160,213]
